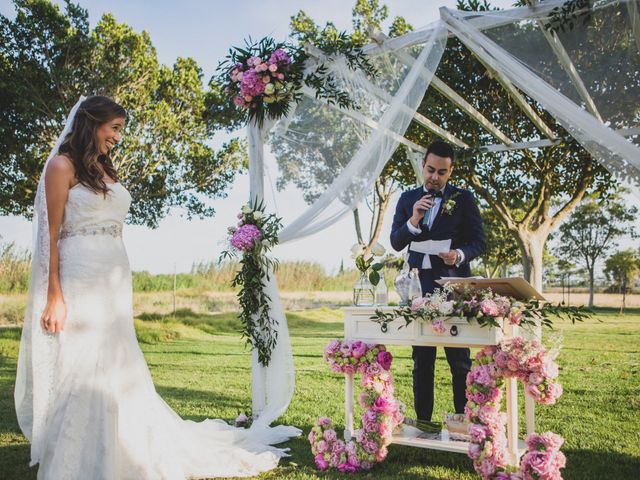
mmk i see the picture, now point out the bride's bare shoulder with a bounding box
[45,155,76,188]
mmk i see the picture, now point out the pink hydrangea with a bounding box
[239,69,266,97]
[230,224,261,251]
[268,48,291,65]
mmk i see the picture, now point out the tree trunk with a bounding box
[515,230,549,293]
[588,265,595,308]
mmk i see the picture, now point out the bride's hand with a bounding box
[40,297,66,334]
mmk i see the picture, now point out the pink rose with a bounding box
[431,319,446,334]
[268,63,278,72]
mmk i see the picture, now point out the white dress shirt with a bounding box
[406,186,465,268]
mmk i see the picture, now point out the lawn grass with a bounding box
[0,308,638,479]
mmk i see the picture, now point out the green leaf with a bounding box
[369,270,380,286]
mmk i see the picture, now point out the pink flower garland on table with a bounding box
[466,336,566,480]
[309,340,404,473]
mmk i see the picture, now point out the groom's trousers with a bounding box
[412,345,471,422]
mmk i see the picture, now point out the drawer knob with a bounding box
[450,325,459,336]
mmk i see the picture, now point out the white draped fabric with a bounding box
[251,0,640,424]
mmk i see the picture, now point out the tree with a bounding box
[604,249,640,314]
[400,0,624,291]
[1,0,245,227]
[554,192,637,307]
[284,0,416,257]
[479,208,521,278]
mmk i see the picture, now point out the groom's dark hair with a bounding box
[424,140,455,164]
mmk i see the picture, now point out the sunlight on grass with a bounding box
[0,308,638,479]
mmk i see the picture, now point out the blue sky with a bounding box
[0,0,533,275]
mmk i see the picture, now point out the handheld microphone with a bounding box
[422,189,438,227]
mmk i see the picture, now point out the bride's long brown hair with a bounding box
[58,96,127,195]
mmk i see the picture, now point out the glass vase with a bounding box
[353,272,375,306]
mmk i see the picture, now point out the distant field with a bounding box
[1,290,638,327]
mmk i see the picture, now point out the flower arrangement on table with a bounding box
[466,337,567,480]
[372,283,590,334]
[219,200,282,366]
[218,34,376,126]
[309,340,404,473]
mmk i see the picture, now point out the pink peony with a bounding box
[469,424,488,443]
[480,299,500,317]
[377,351,393,370]
[351,340,367,359]
[411,296,428,311]
[477,458,497,478]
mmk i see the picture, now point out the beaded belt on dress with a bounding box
[59,223,123,239]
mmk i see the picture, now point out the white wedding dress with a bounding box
[15,181,296,479]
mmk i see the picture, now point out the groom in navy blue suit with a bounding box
[390,141,485,421]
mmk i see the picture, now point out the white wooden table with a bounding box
[342,306,541,465]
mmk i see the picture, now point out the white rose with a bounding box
[241,205,252,214]
[264,83,275,95]
[440,301,454,316]
[253,211,263,220]
[350,243,366,257]
[371,242,386,256]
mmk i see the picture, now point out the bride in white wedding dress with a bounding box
[14,96,299,479]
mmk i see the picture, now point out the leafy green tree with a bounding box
[1,0,245,227]
[479,208,521,278]
[554,192,637,307]
[401,0,621,291]
[604,249,640,313]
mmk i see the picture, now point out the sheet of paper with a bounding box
[409,239,451,270]
[409,239,452,255]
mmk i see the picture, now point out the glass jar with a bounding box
[375,272,389,306]
[394,255,411,306]
[353,272,375,306]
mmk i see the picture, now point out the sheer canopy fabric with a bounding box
[250,0,639,424]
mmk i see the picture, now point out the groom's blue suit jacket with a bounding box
[390,183,486,293]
